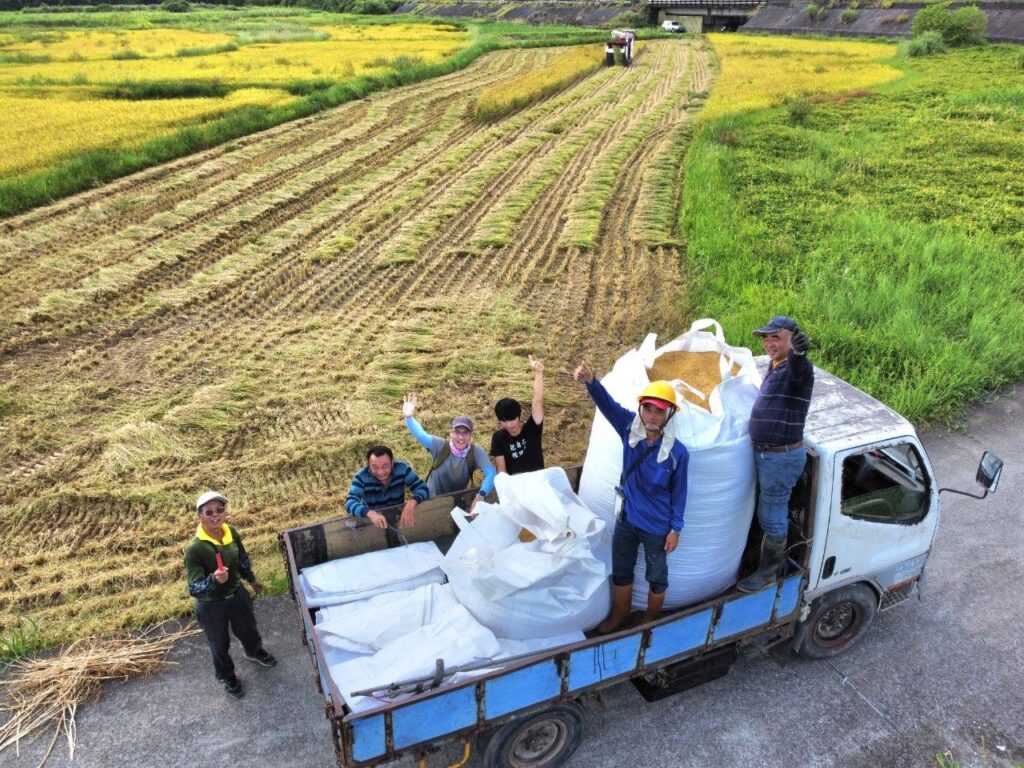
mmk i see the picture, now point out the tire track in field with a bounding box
[0,51,528,317]
[272,60,639,317]
[293,51,669,379]
[0,75,499,360]
[0,51,527,303]
[0,50,528,267]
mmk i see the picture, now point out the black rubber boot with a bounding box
[737,534,787,593]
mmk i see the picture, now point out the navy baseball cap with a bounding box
[752,315,799,337]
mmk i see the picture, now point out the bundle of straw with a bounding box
[0,624,199,767]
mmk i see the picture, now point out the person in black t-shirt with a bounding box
[490,356,545,475]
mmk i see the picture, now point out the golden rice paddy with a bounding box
[0,22,467,179]
[702,33,901,120]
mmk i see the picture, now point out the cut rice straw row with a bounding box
[0,623,200,767]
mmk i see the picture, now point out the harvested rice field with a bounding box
[0,38,712,646]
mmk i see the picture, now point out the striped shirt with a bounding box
[749,352,814,446]
[345,460,429,517]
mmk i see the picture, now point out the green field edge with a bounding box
[679,41,1024,425]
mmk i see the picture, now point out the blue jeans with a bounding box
[754,446,807,537]
[611,518,669,594]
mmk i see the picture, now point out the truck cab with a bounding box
[783,364,942,656]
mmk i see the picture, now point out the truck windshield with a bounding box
[840,443,930,525]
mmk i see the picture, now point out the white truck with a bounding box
[280,362,1002,768]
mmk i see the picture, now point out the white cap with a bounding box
[195,491,228,512]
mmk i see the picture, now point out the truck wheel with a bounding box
[484,702,585,768]
[797,584,877,660]
[605,52,614,66]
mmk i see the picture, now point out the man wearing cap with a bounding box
[490,356,546,475]
[738,315,814,593]
[184,491,277,700]
[346,445,429,541]
[402,393,497,510]
[574,362,689,633]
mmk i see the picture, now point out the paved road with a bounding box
[4,388,1021,768]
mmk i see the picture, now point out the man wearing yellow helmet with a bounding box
[574,362,689,634]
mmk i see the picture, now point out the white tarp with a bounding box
[318,584,586,714]
[577,319,761,610]
[299,541,445,608]
[316,582,459,655]
[442,468,610,638]
[329,602,502,712]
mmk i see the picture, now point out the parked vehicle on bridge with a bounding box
[604,28,636,66]
[662,19,684,32]
[279,363,1002,768]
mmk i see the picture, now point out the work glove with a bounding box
[402,393,417,418]
[791,331,810,355]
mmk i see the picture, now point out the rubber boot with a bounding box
[597,584,633,634]
[736,534,787,593]
[640,589,666,625]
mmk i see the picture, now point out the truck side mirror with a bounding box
[976,452,1003,494]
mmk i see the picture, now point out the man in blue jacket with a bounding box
[346,446,429,546]
[574,362,689,633]
[738,315,813,593]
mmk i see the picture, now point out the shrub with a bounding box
[348,0,398,13]
[901,29,947,56]
[911,0,952,37]
[787,96,812,124]
[946,6,987,46]
[805,2,822,20]
[912,2,986,46]
[840,8,857,23]
[159,0,191,10]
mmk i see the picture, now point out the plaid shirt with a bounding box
[345,461,429,517]
[749,352,814,446]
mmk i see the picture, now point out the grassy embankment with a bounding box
[684,35,1024,422]
[0,9,609,217]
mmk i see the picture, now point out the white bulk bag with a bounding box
[577,319,761,610]
[442,468,610,638]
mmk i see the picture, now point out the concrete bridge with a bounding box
[647,0,761,32]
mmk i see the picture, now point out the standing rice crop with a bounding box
[473,45,603,122]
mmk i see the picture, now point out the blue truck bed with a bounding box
[279,465,806,768]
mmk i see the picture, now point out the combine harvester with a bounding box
[604,28,636,66]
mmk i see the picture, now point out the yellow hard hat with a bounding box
[638,381,678,409]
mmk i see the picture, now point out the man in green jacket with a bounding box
[184,491,276,699]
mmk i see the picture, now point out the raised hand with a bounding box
[402,393,418,418]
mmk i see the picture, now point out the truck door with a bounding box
[820,441,937,589]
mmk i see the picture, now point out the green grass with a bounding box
[0,617,43,664]
[682,43,1024,422]
[0,8,609,218]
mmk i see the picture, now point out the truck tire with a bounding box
[484,702,586,768]
[796,584,877,660]
[605,51,615,66]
